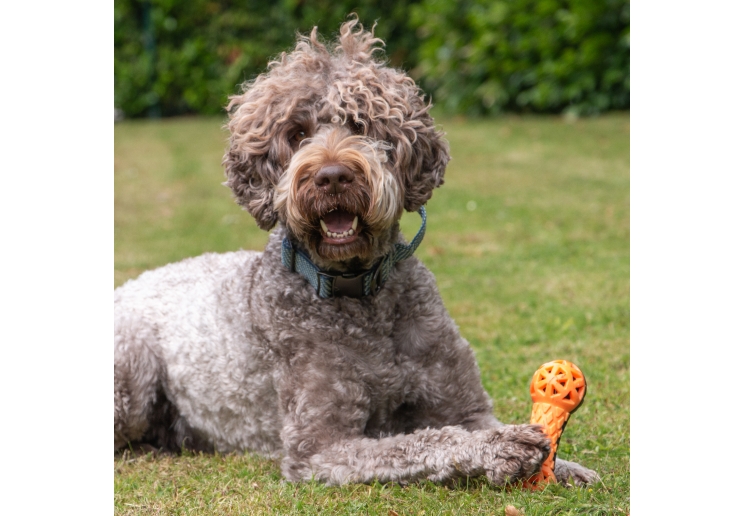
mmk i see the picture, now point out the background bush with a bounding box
[411,0,629,116]
[114,0,629,118]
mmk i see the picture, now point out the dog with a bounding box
[114,19,599,487]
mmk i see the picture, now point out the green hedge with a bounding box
[411,0,630,115]
[114,0,628,118]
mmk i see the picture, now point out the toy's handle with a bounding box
[524,360,586,488]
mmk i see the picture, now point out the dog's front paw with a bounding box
[554,458,600,486]
[482,424,551,485]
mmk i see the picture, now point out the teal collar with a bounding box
[281,206,427,298]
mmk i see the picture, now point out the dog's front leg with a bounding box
[323,425,550,486]
[278,376,550,486]
[285,424,550,486]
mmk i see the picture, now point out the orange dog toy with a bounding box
[524,359,587,488]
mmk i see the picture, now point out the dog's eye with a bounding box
[290,131,307,144]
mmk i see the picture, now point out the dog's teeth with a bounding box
[323,227,356,239]
[351,216,358,231]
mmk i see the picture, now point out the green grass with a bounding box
[114,113,629,515]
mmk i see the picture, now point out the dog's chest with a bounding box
[261,291,418,416]
[267,299,404,376]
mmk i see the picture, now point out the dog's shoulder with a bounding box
[115,249,263,304]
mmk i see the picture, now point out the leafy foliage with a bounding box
[114,0,420,117]
[411,0,630,115]
[114,0,629,117]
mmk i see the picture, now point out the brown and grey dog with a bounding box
[114,19,598,487]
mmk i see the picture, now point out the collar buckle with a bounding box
[320,271,366,298]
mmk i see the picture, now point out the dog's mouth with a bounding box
[319,209,360,244]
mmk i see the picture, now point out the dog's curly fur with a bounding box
[114,18,599,487]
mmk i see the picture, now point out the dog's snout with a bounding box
[314,165,354,194]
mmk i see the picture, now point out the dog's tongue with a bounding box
[323,210,355,232]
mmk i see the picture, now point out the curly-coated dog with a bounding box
[114,19,598,487]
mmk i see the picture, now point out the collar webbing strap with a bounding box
[281,206,427,298]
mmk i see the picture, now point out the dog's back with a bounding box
[114,249,284,454]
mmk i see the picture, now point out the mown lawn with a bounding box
[114,113,629,515]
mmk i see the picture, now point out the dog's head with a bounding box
[223,18,449,268]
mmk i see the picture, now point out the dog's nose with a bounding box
[314,164,354,194]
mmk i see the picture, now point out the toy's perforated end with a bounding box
[529,359,586,413]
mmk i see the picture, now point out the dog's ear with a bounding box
[382,81,450,212]
[401,110,450,212]
[222,89,282,231]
